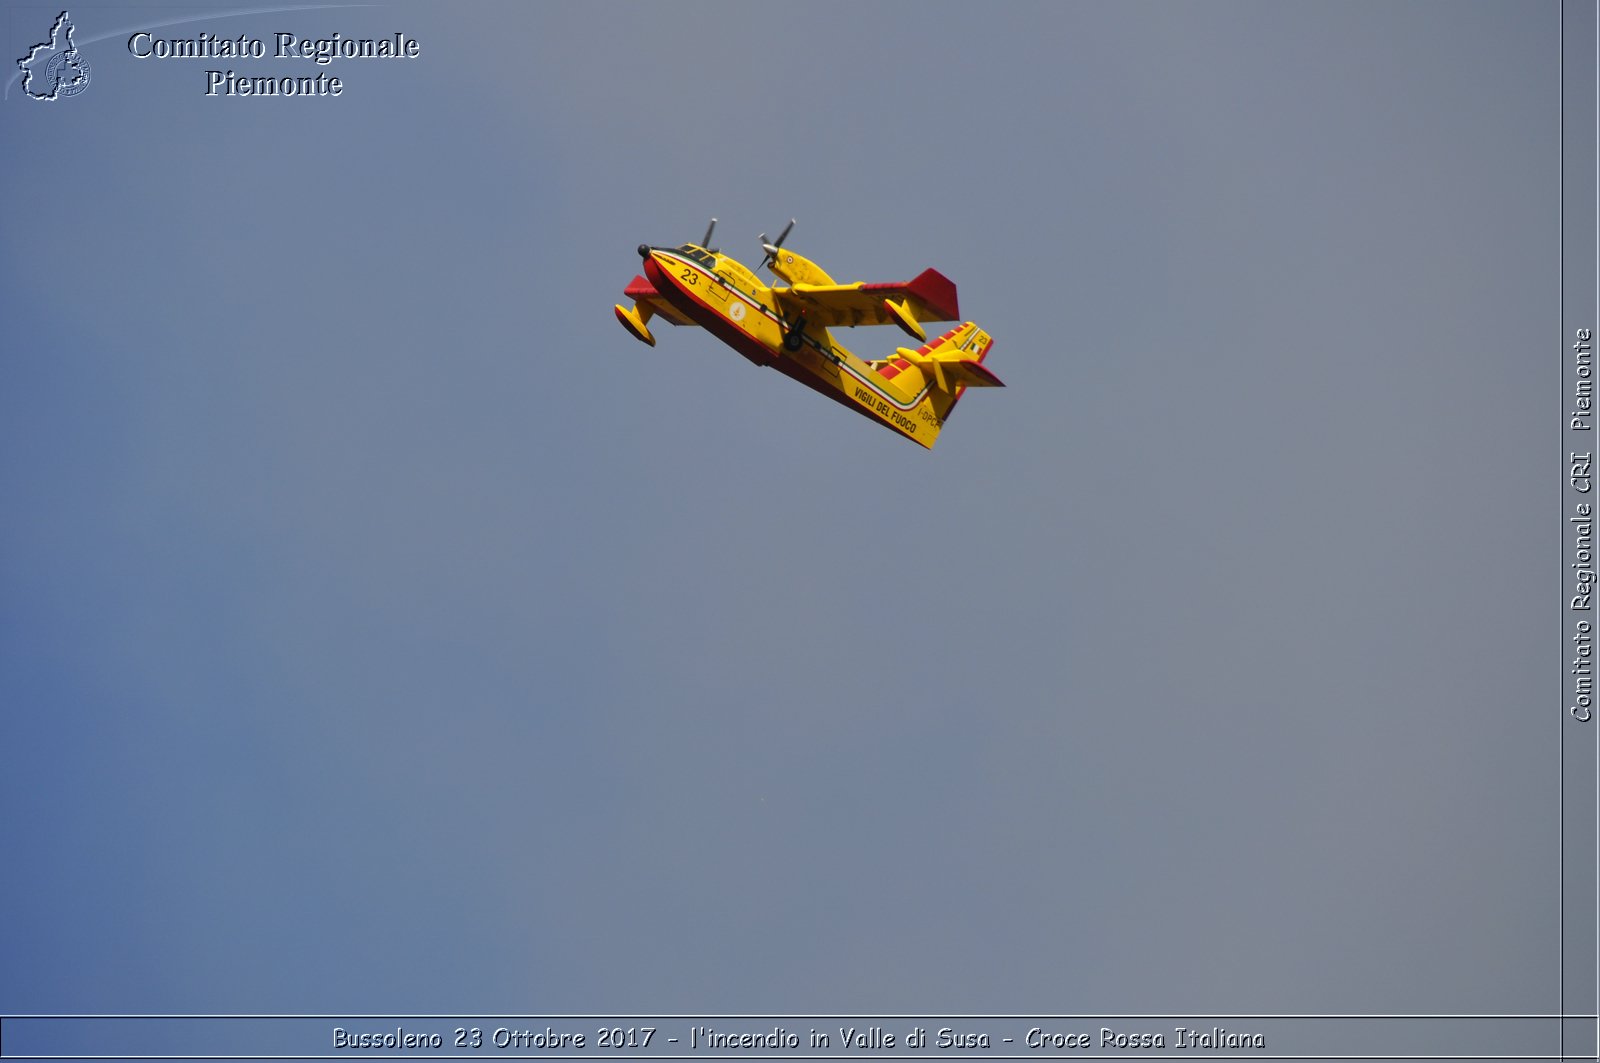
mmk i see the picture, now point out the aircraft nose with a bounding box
[638,244,650,259]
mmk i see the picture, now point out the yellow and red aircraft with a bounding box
[614,220,1002,449]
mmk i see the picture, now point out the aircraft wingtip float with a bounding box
[613,219,1002,449]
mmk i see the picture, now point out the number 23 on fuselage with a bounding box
[613,219,1002,449]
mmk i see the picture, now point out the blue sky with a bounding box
[1,0,1564,1031]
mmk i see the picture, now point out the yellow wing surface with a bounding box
[775,268,960,342]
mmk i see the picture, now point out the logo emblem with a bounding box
[18,11,91,101]
[728,302,746,323]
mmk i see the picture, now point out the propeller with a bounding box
[700,217,718,252]
[759,218,796,270]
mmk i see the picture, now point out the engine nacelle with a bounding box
[767,247,836,288]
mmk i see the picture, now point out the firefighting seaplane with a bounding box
[614,219,1001,449]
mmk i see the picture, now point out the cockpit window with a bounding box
[674,245,717,269]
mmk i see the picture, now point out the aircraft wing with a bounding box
[775,268,960,332]
[623,275,698,326]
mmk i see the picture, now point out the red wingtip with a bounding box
[623,274,657,300]
[905,268,959,321]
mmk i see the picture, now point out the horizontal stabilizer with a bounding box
[897,346,1005,390]
[944,357,1004,388]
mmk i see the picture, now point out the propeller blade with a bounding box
[701,217,717,249]
[759,219,796,270]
